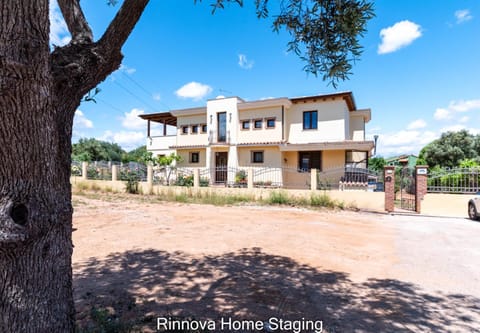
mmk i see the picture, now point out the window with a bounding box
[201,124,208,133]
[303,111,318,130]
[266,118,275,129]
[298,151,321,171]
[254,119,263,129]
[191,125,199,134]
[181,126,189,134]
[251,151,264,163]
[241,120,250,130]
[218,112,227,142]
[190,152,200,163]
[346,151,367,169]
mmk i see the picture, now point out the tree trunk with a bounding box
[0,1,76,331]
[0,0,149,330]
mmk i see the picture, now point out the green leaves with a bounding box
[419,130,480,168]
[199,0,375,87]
[272,0,375,87]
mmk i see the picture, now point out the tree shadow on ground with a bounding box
[74,248,480,332]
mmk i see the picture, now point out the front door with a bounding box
[215,152,228,183]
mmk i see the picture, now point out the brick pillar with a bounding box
[415,165,428,213]
[384,166,395,212]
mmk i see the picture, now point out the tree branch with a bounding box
[51,0,150,117]
[98,0,150,53]
[57,0,93,43]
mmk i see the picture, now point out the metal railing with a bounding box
[428,167,480,193]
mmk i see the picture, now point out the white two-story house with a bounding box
[139,91,373,187]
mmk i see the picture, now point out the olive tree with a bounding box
[0,0,373,331]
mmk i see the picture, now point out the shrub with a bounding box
[199,177,210,187]
[124,170,140,194]
[174,174,194,187]
[310,193,335,208]
[267,190,290,205]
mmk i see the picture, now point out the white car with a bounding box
[468,196,480,220]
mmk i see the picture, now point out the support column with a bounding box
[112,165,118,181]
[81,161,88,181]
[311,168,317,191]
[415,165,429,213]
[146,164,154,194]
[193,168,200,188]
[227,146,238,184]
[247,168,253,189]
[384,166,395,212]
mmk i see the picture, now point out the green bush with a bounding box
[267,190,290,204]
[124,170,140,194]
[310,193,335,208]
[174,174,194,187]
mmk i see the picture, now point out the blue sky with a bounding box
[50,0,480,157]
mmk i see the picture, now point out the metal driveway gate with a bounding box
[395,167,416,211]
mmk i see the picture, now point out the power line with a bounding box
[121,72,171,111]
[96,97,125,113]
[114,80,160,112]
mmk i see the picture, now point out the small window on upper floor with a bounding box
[181,126,189,134]
[191,125,199,134]
[201,124,208,133]
[241,120,250,130]
[303,111,318,130]
[266,118,275,129]
[254,119,263,129]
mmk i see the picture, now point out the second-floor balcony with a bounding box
[147,135,176,151]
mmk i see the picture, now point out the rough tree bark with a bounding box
[0,0,149,331]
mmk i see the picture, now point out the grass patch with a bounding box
[267,190,290,205]
[73,182,357,212]
[310,193,336,208]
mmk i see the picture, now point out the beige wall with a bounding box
[207,97,239,143]
[323,150,345,170]
[237,107,283,143]
[71,178,385,212]
[177,149,207,168]
[349,115,365,141]
[286,98,348,143]
[237,146,282,168]
[176,114,208,146]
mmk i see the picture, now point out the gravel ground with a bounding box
[72,195,480,332]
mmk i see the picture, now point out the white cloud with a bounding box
[434,108,451,120]
[378,20,422,54]
[407,119,427,130]
[455,9,473,24]
[448,99,480,112]
[434,99,480,121]
[73,110,93,129]
[49,0,71,46]
[152,93,161,101]
[121,108,146,130]
[238,54,254,69]
[175,81,212,101]
[440,124,480,135]
[459,116,470,123]
[100,130,145,151]
[376,130,438,156]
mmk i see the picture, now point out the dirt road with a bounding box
[72,194,480,332]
